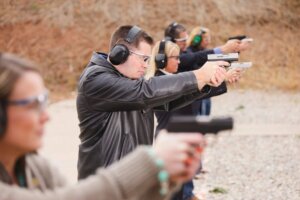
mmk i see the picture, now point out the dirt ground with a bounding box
[1,0,300,95]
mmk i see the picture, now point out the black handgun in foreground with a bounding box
[166,116,233,134]
[207,53,239,63]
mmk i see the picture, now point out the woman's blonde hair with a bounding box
[145,40,180,79]
[186,26,210,48]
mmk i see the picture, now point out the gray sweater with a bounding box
[0,146,177,200]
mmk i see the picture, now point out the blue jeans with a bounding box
[199,98,211,116]
[171,180,194,200]
[183,180,194,200]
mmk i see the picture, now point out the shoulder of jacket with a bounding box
[86,65,108,75]
[26,154,53,176]
[78,65,109,90]
[26,153,49,167]
[26,154,67,188]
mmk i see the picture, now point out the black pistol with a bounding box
[166,115,233,134]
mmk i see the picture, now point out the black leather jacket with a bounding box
[76,52,210,179]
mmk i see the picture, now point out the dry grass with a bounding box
[0,0,299,99]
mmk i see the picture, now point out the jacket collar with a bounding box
[89,52,117,72]
[90,52,132,78]
[159,69,173,75]
[0,156,26,187]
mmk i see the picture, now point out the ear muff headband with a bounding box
[109,25,142,65]
[166,22,178,42]
[0,53,6,137]
[125,26,141,43]
[155,40,167,69]
[0,101,7,137]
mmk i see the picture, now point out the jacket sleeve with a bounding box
[0,147,178,200]
[79,67,200,111]
[178,49,214,72]
[154,85,211,111]
[202,81,227,99]
[154,81,227,112]
[25,154,67,190]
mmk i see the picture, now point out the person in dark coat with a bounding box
[149,38,243,200]
[186,26,213,116]
[76,25,228,180]
[163,22,248,200]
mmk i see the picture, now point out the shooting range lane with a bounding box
[193,90,300,200]
[40,90,300,200]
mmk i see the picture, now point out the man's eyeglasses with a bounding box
[168,56,180,60]
[129,50,151,64]
[7,91,48,113]
[174,36,189,42]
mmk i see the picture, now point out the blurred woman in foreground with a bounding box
[0,53,205,200]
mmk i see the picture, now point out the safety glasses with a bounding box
[7,91,48,113]
[168,56,180,60]
[174,36,189,42]
[130,50,151,64]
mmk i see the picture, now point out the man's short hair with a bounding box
[164,22,186,42]
[109,25,154,51]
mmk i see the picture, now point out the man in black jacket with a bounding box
[76,25,228,180]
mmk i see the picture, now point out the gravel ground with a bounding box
[41,89,300,199]
[193,90,300,200]
[210,89,300,125]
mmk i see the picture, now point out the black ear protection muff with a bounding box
[0,100,7,137]
[155,40,167,69]
[165,22,178,42]
[192,28,206,47]
[109,26,142,65]
[0,52,4,137]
